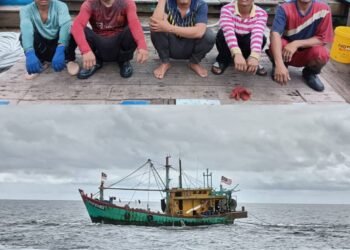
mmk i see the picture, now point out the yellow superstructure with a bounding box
[168,188,228,216]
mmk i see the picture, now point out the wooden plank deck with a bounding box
[0,29,349,105]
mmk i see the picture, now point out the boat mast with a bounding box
[203,169,212,188]
[100,179,104,201]
[165,156,171,213]
[179,158,182,189]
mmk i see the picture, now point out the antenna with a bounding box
[203,169,212,188]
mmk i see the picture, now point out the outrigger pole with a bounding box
[103,187,163,191]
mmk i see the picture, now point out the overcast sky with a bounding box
[0,105,349,204]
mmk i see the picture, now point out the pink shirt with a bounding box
[219,1,268,59]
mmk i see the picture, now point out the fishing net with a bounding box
[0,32,23,71]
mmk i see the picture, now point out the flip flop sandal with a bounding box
[211,61,228,75]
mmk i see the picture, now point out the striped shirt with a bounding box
[219,1,268,59]
[165,0,208,27]
[271,0,333,43]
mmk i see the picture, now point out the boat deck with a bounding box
[1,32,349,105]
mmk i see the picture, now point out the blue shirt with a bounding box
[165,0,208,27]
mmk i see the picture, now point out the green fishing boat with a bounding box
[79,156,247,226]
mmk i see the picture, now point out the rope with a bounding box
[151,166,164,198]
[0,32,23,70]
[241,212,271,226]
[127,167,149,204]
[92,160,150,197]
[106,160,150,188]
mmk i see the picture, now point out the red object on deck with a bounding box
[230,86,252,101]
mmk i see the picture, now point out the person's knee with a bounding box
[203,28,216,45]
[307,46,329,66]
[83,27,91,35]
[150,31,157,42]
[150,31,168,46]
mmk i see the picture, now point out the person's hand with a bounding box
[52,45,66,72]
[25,50,42,74]
[234,54,247,72]
[274,64,291,85]
[246,56,258,74]
[149,17,172,33]
[136,49,148,64]
[282,41,298,62]
[82,51,96,70]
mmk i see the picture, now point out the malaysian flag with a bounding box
[101,172,107,181]
[221,176,232,185]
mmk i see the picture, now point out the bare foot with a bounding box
[189,63,208,77]
[24,62,50,80]
[67,61,80,76]
[153,63,171,79]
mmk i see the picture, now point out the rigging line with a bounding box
[92,166,152,197]
[128,165,149,205]
[151,164,166,188]
[183,173,193,189]
[186,172,203,186]
[128,164,165,182]
[182,171,188,188]
[182,172,200,188]
[150,165,164,199]
[97,167,152,198]
[114,167,153,185]
[105,160,150,189]
[151,159,165,166]
[169,164,202,187]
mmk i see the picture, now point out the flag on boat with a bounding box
[101,172,107,181]
[221,176,232,185]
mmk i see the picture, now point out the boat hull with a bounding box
[80,190,247,226]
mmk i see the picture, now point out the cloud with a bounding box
[0,105,349,202]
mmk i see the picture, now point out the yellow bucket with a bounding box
[330,26,350,64]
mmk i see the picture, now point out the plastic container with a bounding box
[330,26,350,64]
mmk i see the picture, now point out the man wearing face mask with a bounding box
[19,0,79,79]
[149,0,215,79]
[268,0,333,92]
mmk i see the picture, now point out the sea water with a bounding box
[0,200,349,250]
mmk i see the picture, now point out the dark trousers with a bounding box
[150,28,215,64]
[20,31,76,62]
[215,29,267,66]
[83,27,137,63]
